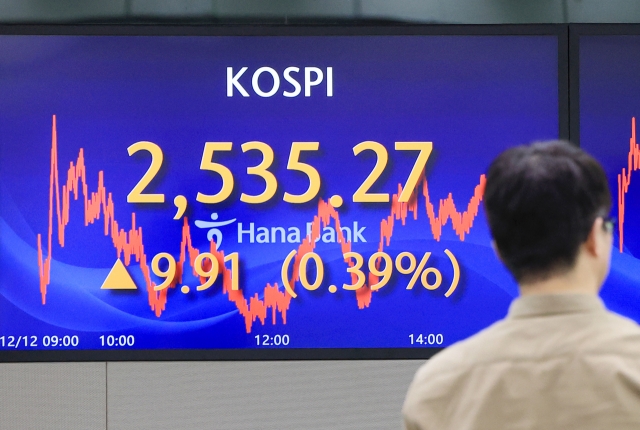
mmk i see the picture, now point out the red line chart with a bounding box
[618,117,640,253]
[37,115,485,332]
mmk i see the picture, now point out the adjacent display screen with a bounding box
[579,32,640,323]
[0,31,560,358]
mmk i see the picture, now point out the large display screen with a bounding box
[0,28,562,360]
[577,28,640,323]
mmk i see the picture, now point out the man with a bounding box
[402,141,640,429]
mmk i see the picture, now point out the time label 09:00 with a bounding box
[0,335,80,348]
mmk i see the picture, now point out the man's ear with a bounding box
[491,240,504,263]
[584,217,602,257]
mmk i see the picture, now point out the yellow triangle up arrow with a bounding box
[100,259,138,290]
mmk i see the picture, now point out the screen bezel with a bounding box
[0,23,568,362]
[568,24,640,146]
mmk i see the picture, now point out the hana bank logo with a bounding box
[195,213,368,248]
[195,212,237,250]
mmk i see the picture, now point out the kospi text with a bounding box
[227,66,333,97]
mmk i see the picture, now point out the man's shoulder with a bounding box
[412,320,509,382]
[413,307,640,383]
[598,308,640,332]
[404,321,508,419]
[584,309,640,354]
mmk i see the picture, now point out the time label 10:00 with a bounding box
[126,140,432,205]
[99,335,135,347]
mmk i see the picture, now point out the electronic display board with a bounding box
[575,25,640,325]
[0,26,564,360]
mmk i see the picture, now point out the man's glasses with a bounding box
[603,216,617,233]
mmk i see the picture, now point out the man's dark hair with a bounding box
[484,140,611,283]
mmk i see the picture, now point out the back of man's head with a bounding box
[484,140,611,284]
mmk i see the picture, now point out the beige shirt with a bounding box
[402,294,640,430]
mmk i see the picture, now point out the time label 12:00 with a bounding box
[126,140,432,206]
[100,335,135,347]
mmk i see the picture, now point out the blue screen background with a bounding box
[0,35,559,351]
[580,35,640,323]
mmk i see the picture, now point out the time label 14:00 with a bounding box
[126,140,433,206]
